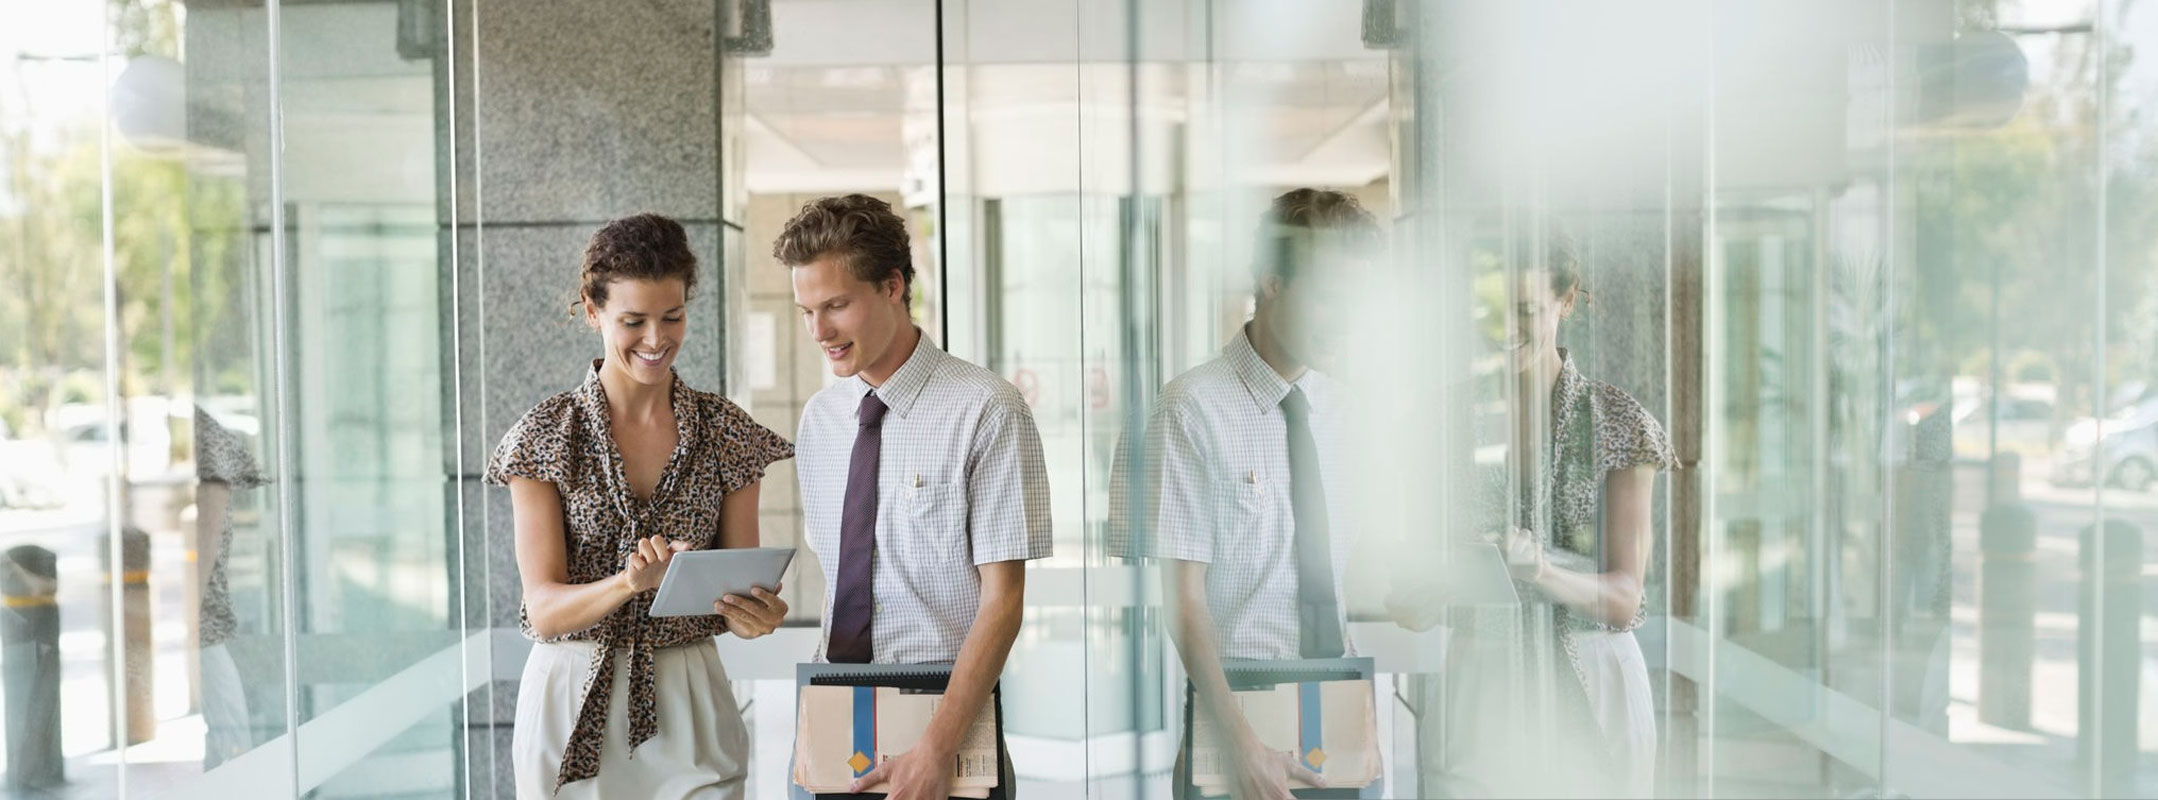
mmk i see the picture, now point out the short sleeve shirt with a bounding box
[795,333,1053,664]
[194,407,267,648]
[1107,326,1359,660]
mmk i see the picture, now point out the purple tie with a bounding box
[828,391,887,663]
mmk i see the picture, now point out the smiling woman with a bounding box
[486,213,797,797]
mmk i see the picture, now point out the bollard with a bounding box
[101,526,156,745]
[1,545,64,790]
[1976,502,2036,728]
[2077,520,2141,798]
[1987,451,2022,506]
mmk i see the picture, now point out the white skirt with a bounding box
[513,639,747,800]
[1421,628,1656,798]
[1574,630,1657,798]
[200,642,253,770]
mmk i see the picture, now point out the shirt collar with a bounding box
[1227,324,1312,412]
[845,328,945,419]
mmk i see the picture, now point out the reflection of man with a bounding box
[1121,189,1380,800]
[191,407,265,769]
[777,194,1053,798]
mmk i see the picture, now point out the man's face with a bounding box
[791,255,910,381]
[1261,257,1367,371]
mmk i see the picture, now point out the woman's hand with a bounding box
[717,584,788,639]
[620,535,689,594]
[1386,580,1448,632]
[1500,527,1547,583]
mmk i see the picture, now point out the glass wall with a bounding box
[3,0,2155,797]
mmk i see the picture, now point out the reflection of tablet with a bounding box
[648,548,796,618]
[1441,542,1521,607]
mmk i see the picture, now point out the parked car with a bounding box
[2051,395,2158,491]
[1948,378,2058,463]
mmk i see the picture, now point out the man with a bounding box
[1120,189,1380,800]
[778,193,1052,799]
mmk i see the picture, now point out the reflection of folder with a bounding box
[1179,658,1385,800]
[792,663,1006,800]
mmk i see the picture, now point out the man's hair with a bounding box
[1252,188,1383,291]
[772,194,916,304]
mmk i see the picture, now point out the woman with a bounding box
[489,213,794,798]
[1413,234,1675,798]
[193,405,266,769]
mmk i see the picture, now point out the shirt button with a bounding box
[875,603,884,613]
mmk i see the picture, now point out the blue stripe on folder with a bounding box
[852,685,877,778]
[1298,681,1323,773]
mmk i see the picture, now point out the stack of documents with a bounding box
[1190,679,1380,795]
[794,685,1001,797]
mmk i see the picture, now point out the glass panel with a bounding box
[1,3,138,793]
[274,1,466,795]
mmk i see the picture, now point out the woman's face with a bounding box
[586,277,688,387]
[1506,269,1574,372]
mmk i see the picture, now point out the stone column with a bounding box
[455,3,728,795]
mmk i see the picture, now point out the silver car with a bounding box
[2052,397,2158,492]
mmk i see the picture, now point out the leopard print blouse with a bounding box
[193,407,266,648]
[1472,350,1676,743]
[486,360,793,790]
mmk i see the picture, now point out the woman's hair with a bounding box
[1513,228,1588,306]
[573,213,698,314]
[772,194,916,304]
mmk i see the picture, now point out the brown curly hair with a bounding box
[1252,188,1383,291]
[573,213,698,314]
[771,194,915,304]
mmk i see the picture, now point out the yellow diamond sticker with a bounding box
[848,751,872,773]
[1306,748,1327,768]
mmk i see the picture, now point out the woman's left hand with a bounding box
[1500,527,1547,583]
[717,584,788,639]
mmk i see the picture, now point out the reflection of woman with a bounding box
[192,406,264,769]
[491,214,794,798]
[1428,236,1675,798]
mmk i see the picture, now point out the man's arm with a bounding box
[1168,560,1321,800]
[924,560,1024,755]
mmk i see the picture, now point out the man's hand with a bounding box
[849,742,955,800]
[1226,731,1326,800]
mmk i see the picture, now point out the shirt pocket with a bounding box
[1212,476,1275,537]
[898,481,970,568]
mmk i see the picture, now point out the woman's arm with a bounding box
[715,480,762,549]
[511,477,681,639]
[1508,465,1657,628]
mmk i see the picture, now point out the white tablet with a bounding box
[648,547,796,618]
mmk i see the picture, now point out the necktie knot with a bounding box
[1280,386,1311,421]
[857,392,889,429]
